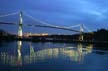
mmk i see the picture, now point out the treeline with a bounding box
[0,29,108,42]
[0,29,16,41]
[72,29,108,42]
[93,29,108,41]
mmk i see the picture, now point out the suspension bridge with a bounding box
[0,11,92,41]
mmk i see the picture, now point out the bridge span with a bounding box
[0,11,92,41]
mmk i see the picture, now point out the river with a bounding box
[0,41,108,71]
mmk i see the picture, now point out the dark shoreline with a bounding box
[0,38,108,47]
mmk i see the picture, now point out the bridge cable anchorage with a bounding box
[0,11,19,18]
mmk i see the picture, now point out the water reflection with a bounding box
[17,41,22,66]
[0,41,22,66]
[0,41,93,66]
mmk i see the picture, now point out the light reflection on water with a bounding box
[0,41,93,66]
[1,41,108,71]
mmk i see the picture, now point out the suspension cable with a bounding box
[83,24,92,32]
[23,12,58,27]
[66,24,81,28]
[0,11,19,18]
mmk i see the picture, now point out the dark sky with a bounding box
[0,0,108,34]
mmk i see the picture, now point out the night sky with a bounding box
[0,0,108,34]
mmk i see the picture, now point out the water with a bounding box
[0,41,108,71]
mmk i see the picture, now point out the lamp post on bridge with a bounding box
[18,11,23,38]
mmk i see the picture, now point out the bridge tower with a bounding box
[79,24,84,41]
[18,11,23,38]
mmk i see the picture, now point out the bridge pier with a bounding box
[18,11,23,38]
[79,24,84,41]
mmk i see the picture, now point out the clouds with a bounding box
[0,0,108,33]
